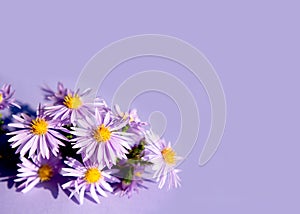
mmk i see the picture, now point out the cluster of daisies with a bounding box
[0,83,181,204]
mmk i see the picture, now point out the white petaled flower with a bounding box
[7,107,66,159]
[71,109,134,168]
[14,155,61,193]
[144,130,181,190]
[42,83,95,125]
[61,157,119,205]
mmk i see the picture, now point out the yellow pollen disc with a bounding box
[135,171,142,177]
[122,113,134,123]
[0,93,3,103]
[85,168,102,184]
[31,118,48,135]
[38,164,54,182]
[129,115,135,123]
[63,94,82,109]
[122,113,128,120]
[161,147,176,165]
[93,125,111,143]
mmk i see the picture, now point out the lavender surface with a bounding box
[1,1,299,213]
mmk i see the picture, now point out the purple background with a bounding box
[1,1,300,213]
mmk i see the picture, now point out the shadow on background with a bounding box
[0,105,65,199]
[0,105,35,189]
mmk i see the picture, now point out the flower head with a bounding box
[71,109,135,168]
[14,155,61,193]
[42,83,95,125]
[7,106,66,159]
[61,157,119,204]
[144,131,181,190]
[113,105,148,144]
[0,83,20,110]
[41,82,68,105]
[114,105,147,128]
[113,163,148,198]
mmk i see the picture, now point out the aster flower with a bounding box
[144,131,181,190]
[14,155,61,193]
[7,106,66,159]
[113,163,149,198]
[113,105,147,143]
[41,82,68,105]
[0,83,20,110]
[0,80,185,203]
[61,157,119,204]
[71,109,135,168]
[42,83,95,125]
[114,105,147,128]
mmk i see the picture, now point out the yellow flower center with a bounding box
[135,171,142,177]
[122,113,134,123]
[0,93,3,103]
[63,94,82,109]
[31,118,48,135]
[84,168,102,184]
[93,124,111,143]
[161,147,176,165]
[38,164,54,182]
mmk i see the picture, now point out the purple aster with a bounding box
[144,131,181,190]
[0,83,20,110]
[114,104,147,130]
[61,157,119,205]
[113,164,148,198]
[41,82,68,105]
[113,104,148,142]
[42,82,97,125]
[7,106,66,159]
[71,109,135,168]
[14,155,61,193]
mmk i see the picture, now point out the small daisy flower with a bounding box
[113,164,148,198]
[42,83,94,125]
[14,155,61,193]
[7,106,66,159]
[71,109,135,168]
[61,157,119,205]
[144,131,181,190]
[114,104,147,130]
[113,105,147,143]
[0,83,20,110]
[41,82,68,105]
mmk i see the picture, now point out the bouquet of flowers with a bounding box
[0,82,181,204]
